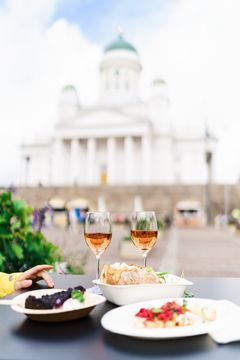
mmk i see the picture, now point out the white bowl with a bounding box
[93,275,193,306]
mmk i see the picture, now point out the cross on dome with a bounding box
[117,25,124,36]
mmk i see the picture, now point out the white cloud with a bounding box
[0,0,100,185]
[134,0,240,182]
[45,19,100,106]
[1,0,240,184]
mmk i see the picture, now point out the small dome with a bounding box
[62,84,77,92]
[150,78,169,103]
[152,78,166,86]
[59,84,80,107]
[58,84,80,120]
[104,34,137,54]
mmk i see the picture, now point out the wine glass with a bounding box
[131,211,158,267]
[84,211,112,281]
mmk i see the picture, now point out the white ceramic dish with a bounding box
[10,288,106,322]
[93,274,193,305]
[101,298,220,339]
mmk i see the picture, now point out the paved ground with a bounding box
[43,225,240,277]
[174,227,240,277]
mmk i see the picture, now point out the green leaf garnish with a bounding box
[146,267,153,272]
[183,291,194,298]
[71,289,85,303]
[152,307,161,314]
[156,272,168,279]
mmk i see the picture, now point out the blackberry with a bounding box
[25,286,86,310]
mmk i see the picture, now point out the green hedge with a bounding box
[0,192,60,273]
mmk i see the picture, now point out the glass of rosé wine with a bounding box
[84,211,112,280]
[131,211,158,267]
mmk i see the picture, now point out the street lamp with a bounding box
[204,128,217,224]
[25,155,30,186]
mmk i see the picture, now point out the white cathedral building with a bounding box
[20,34,215,187]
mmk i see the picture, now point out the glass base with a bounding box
[87,284,102,295]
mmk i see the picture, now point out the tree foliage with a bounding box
[0,192,60,273]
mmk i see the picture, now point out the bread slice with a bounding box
[100,263,160,285]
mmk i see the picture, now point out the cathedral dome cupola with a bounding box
[104,34,137,54]
[99,32,141,106]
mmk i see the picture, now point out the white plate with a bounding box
[11,288,106,322]
[101,298,220,339]
[94,275,193,305]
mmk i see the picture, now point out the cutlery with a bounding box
[0,299,19,306]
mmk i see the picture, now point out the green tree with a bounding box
[0,192,60,273]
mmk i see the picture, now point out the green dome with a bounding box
[104,35,137,54]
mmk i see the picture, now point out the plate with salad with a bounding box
[102,298,218,339]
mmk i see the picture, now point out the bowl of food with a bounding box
[93,263,193,306]
[10,286,106,322]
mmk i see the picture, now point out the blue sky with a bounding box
[52,0,168,44]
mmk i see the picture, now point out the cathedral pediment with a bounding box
[56,106,150,130]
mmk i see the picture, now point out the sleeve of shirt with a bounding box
[0,272,22,298]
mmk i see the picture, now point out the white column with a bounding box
[124,136,134,184]
[70,139,81,185]
[52,138,64,185]
[87,138,96,185]
[107,137,116,184]
[142,135,151,184]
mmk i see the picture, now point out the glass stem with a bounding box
[96,254,101,280]
[143,253,147,267]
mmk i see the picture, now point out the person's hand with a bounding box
[14,265,54,291]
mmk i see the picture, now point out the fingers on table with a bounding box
[22,265,54,279]
[15,279,33,290]
[29,265,54,274]
[19,265,54,288]
[20,279,33,288]
[39,271,55,288]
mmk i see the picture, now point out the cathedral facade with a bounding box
[20,34,213,186]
